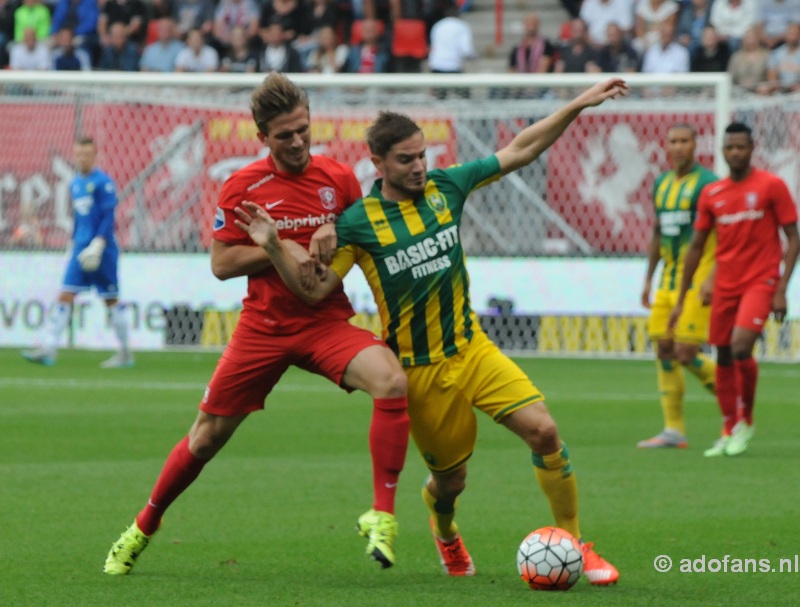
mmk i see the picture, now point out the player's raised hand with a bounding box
[576,78,628,108]
[772,290,788,323]
[234,201,279,250]
[309,222,337,266]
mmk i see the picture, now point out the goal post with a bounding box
[0,71,796,360]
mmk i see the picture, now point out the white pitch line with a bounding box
[0,377,337,392]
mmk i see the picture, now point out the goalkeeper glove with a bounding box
[77,237,106,271]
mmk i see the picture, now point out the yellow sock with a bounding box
[684,352,716,395]
[657,359,686,435]
[532,444,580,539]
[422,484,458,541]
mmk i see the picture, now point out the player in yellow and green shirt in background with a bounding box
[638,124,718,450]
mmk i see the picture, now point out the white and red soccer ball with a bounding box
[517,526,583,591]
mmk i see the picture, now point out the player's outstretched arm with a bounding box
[495,78,628,175]
[234,201,341,304]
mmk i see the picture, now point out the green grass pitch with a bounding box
[1,348,799,606]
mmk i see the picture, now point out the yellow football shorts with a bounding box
[648,287,710,344]
[404,330,545,473]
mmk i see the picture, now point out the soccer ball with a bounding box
[517,526,583,591]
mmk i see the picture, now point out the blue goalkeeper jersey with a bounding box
[71,169,118,250]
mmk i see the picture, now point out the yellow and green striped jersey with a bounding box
[653,164,718,290]
[330,156,501,366]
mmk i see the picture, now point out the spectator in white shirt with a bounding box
[710,0,757,52]
[175,27,219,72]
[579,0,635,47]
[428,4,476,73]
[9,26,50,69]
[635,0,680,53]
[642,19,690,73]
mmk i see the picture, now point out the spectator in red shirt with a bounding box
[671,122,799,458]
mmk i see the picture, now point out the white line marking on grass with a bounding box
[0,377,337,392]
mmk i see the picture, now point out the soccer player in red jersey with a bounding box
[103,73,410,574]
[670,122,799,457]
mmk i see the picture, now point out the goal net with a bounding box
[0,72,797,361]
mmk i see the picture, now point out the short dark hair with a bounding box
[251,72,309,136]
[725,122,753,141]
[668,123,696,138]
[366,111,422,157]
[75,136,95,146]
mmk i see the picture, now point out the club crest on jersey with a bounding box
[213,206,225,230]
[425,192,448,215]
[318,187,337,210]
[746,192,758,208]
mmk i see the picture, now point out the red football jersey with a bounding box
[213,154,363,335]
[695,168,798,295]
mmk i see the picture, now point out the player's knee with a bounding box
[432,469,467,498]
[188,416,239,459]
[522,415,559,454]
[187,434,222,460]
[655,339,675,361]
[675,346,698,367]
[369,365,408,398]
[385,367,408,397]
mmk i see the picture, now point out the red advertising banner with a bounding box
[0,103,456,251]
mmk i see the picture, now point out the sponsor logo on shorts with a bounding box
[753,318,764,325]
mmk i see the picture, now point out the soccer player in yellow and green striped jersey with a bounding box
[236,78,628,585]
[638,124,718,450]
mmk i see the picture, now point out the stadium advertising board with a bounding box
[2,253,653,350]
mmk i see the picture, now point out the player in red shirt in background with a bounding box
[103,73,410,574]
[671,122,799,458]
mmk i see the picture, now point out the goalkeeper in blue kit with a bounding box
[22,137,133,368]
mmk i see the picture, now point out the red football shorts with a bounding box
[200,319,388,416]
[709,283,775,346]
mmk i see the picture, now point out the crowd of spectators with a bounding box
[1,0,797,95]
[0,0,460,74]
[541,0,800,94]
